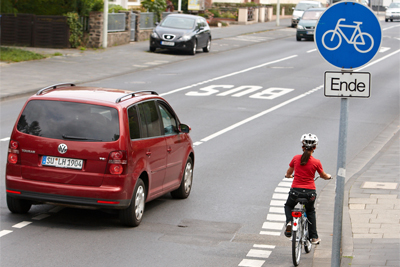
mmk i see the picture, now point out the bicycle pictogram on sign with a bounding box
[322,18,374,53]
[314,2,382,69]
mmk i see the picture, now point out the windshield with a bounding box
[388,2,400,8]
[17,100,120,142]
[302,10,324,20]
[295,3,320,10]
[160,16,195,29]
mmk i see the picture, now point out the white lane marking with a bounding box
[270,200,285,206]
[253,244,275,249]
[0,230,13,237]
[382,24,400,31]
[269,207,284,214]
[274,187,290,193]
[32,214,50,220]
[12,221,32,228]
[193,141,203,146]
[357,49,400,71]
[160,55,298,96]
[266,214,286,222]
[1,137,10,142]
[379,47,390,53]
[272,193,288,200]
[259,231,281,236]
[307,49,317,53]
[278,181,292,187]
[246,249,272,258]
[238,259,265,267]
[262,222,284,230]
[200,85,323,143]
[49,206,65,213]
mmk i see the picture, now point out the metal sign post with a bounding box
[314,2,382,266]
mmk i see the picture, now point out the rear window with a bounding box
[17,100,120,142]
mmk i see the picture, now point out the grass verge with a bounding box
[0,46,62,63]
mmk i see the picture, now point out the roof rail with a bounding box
[36,83,76,95]
[115,91,158,103]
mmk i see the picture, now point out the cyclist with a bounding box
[284,133,332,245]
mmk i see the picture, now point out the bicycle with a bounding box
[290,176,329,266]
[321,18,374,53]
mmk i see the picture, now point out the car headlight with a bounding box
[180,35,192,41]
[297,25,305,30]
[151,32,159,39]
[386,11,392,16]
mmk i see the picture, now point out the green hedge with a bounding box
[1,0,103,17]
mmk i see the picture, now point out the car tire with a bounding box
[189,41,197,55]
[150,47,156,52]
[120,178,146,227]
[390,19,393,22]
[203,38,211,52]
[171,158,193,199]
[7,195,32,214]
[296,36,301,41]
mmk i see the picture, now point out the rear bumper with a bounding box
[6,175,132,209]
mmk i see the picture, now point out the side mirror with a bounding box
[179,124,191,133]
[292,7,295,10]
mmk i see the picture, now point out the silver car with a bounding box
[385,2,400,22]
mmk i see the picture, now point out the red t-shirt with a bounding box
[289,154,324,190]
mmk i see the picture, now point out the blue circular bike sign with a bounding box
[315,2,382,69]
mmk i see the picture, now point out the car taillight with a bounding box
[8,140,19,164]
[292,211,302,218]
[108,151,127,175]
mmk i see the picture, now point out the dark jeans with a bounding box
[284,188,318,239]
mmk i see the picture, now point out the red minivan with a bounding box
[6,83,194,226]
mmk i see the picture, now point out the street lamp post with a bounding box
[103,0,108,48]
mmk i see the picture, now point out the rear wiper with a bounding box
[62,135,102,141]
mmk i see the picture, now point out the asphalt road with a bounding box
[0,22,399,267]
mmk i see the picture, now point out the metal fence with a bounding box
[108,13,126,32]
[140,12,155,29]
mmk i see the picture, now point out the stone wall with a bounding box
[87,11,131,48]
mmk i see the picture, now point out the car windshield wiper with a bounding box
[62,135,102,141]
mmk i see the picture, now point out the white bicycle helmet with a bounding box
[301,133,319,148]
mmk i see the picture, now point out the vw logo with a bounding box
[58,144,68,154]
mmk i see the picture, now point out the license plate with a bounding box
[42,156,83,170]
[307,31,314,35]
[161,41,175,46]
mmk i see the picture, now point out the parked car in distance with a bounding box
[296,8,326,41]
[149,13,211,55]
[6,83,195,227]
[385,2,400,22]
[292,0,323,27]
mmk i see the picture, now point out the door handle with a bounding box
[167,147,172,153]
[146,151,151,156]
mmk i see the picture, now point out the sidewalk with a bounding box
[1,13,396,267]
[313,119,400,267]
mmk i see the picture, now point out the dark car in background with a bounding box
[149,14,211,55]
[6,83,195,227]
[296,8,326,41]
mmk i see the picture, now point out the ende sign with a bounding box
[324,71,370,97]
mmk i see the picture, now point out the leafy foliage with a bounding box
[5,0,103,17]
[0,47,47,62]
[109,4,127,13]
[142,0,167,22]
[65,12,83,48]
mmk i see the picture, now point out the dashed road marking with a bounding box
[271,193,287,200]
[1,137,10,142]
[0,230,13,237]
[246,249,272,258]
[12,221,32,228]
[266,214,286,222]
[238,259,265,267]
[274,187,290,193]
[32,214,50,220]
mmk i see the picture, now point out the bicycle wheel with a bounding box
[292,222,302,266]
[354,32,374,53]
[304,220,312,253]
[322,30,341,51]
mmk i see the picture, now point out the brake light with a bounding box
[7,140,20,164]
[292,211,302,218]
[108,151,127,175]
[6,189,21,194]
